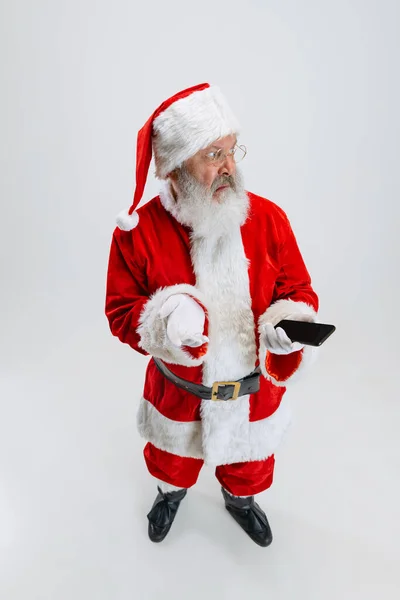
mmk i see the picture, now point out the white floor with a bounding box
[1,319,399,600]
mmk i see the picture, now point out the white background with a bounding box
[1,0,399,598]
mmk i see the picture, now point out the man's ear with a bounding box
[167,169,179,182]
[165,171,179,201]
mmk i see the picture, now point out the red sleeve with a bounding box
[272,215,318,311]
[105,230,209,366]
[259,211,319,385]
[105,231,149,355]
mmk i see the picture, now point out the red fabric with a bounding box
[105,192,318,426]
[144,442,275,496]
[242,193,318,322]
[131,83,210,214]
[144,442,204,489]
[215,455,275,496]
[105,230,149,355]
[265,348,303,383]
[143,359,202,421]
[245,202,318,382]
[249,373,285,421]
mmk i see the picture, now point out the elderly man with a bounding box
[105,83,318,547]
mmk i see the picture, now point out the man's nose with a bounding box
[218,154,236,177]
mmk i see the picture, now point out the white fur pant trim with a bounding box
[155,479,186,493]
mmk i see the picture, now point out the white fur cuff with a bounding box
[137,284,209,366]
[259,299,317,328]
[258,299,318,386]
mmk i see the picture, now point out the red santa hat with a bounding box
[116,82,240,231]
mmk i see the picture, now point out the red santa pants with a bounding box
[144,442,275,497]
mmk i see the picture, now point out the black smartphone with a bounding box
[275,320,336,347]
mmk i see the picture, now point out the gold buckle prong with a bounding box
[211,381,241,401]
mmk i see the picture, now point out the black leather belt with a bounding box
[153,357,261,401]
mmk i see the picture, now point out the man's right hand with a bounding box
[159,294,209,348]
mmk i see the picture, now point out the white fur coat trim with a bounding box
[137,283,209,367]
[189,217,265,465]
[137,395,292,466]
[156,185,276,465]
[258,299,318,386]
[153,86,240,179]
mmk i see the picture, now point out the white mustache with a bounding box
[211,176,235,193]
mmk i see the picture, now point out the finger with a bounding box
[183,338,203,348]
[276,326,292,345]
[264,323,279,348]
[166,322,183,347]
[291,341,304,352]
[159,295,181,319]
[182,334,209,348]
[275,327,293,350]
[276,328,304,353]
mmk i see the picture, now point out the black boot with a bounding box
[221,487,273,547]
[147,486,187,543]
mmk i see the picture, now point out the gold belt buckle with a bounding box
[211,381,241,401]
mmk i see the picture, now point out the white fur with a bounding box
[258,299,318,386]
[155,479,186,493]
[192,227,260,466]
[159,176,249,239]
[137,395,292,466]
[137,397,203,459]
[157,181,292,465]
[223,489,257,499]
[259,299,317,327]
[153,86,240,178]
[137,284,209,367]
[116,209,139,231]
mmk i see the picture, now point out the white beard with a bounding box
[159,167,249,240]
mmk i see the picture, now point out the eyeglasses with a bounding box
[204,144,247,166]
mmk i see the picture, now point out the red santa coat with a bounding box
[106,188,318,467]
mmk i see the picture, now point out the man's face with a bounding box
[181,134,237,200]
[164,136,248,236]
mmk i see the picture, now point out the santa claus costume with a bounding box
[105,83,318,546]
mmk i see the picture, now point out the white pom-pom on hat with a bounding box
[116,209,139,231]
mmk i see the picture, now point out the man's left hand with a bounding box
[263,323,304,355]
